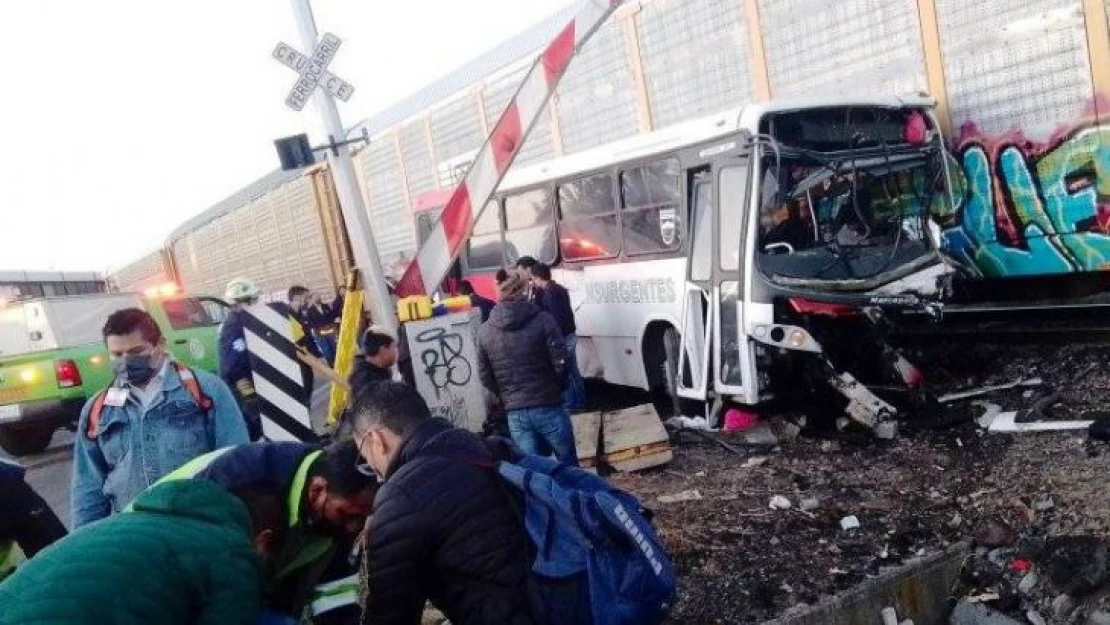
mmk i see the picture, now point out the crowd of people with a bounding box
[0,299,534,625]
[0,261,676,625]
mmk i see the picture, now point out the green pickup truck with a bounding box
[0,293,227,456]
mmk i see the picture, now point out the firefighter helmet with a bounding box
[225,278,261,303]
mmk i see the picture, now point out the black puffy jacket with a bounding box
[361,418,534,625]
[349,359,393,397]
[477,301,566,411]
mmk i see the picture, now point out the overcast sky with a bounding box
[0,0,573,272]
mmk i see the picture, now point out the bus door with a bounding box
[676,172,713,401]
[711,149,759,405]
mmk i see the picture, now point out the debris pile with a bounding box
[913,342,1110,431]
[608,341,1110,623]
[612,423,1006,623]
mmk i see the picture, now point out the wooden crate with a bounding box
[571,404,672,472]
[571,411,602,469]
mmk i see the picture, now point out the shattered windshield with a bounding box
[756,110,948,283]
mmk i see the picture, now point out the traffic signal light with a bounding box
[274,134,316,171]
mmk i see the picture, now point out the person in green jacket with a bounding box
[0,479,285,625]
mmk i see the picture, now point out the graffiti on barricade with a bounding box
[414,327,473,400]
[938,101,1110,278]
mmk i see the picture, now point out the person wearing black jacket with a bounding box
[458,280,495,322]
[332,287,347,319]
[281,286,324,360]
[514,256,541,304]
[351,382,535,625]
[477,273,577,465]
[349,327,398,397]
[305,293,339,366]
[0,459,66,581]
[531,263,585,410]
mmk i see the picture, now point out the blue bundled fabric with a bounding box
[495,454,676,625]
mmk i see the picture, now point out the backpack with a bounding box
[86,362,213,439]
[490,454,677,625]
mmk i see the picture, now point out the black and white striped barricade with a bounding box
[242,303,318,442]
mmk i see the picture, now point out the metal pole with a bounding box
[289,0,397,337]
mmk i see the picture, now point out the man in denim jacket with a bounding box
[71,308,249,528]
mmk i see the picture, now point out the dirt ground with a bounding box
[607,342,1110,624]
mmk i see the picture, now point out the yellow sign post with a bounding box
[328,270,365,424]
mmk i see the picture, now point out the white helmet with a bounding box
[225,278,261,302]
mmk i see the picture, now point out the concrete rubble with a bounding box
[598,340,1110,623]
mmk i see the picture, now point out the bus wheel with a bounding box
[646,325,682,419]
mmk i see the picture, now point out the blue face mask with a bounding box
[113,353,158,387]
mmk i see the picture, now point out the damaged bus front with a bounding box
[680,96,954,433]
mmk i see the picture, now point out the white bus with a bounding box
[447,95,953,428]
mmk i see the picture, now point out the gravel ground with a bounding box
[604,341,1110,624]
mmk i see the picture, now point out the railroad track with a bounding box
[890,301,1110,344]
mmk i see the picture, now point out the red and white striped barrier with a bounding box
[395,0,625,297]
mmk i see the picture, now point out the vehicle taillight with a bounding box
[54,359,82,388]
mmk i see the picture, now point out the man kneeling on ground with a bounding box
[352,382,535,625]
[0,480,284,625]
[158,440,377,624]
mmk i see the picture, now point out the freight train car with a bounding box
[110,166,354,300]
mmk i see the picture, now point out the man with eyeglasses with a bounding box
[351,382,535,625]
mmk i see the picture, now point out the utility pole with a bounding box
[288,0,397,337]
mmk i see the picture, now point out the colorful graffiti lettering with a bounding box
[939,110,1110,278]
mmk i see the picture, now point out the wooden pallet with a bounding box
[571,404,672,472]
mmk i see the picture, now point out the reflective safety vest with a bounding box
[0,540,22,582]
[310,572,360,618]
[147,447,359,622]
[151,447,321,530]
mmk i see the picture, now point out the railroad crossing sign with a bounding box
[272,33,355,111]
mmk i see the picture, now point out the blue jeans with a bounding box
[563,334,586,411]
[315,334,337,366]
[507,405,579,466]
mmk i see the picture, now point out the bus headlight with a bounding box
[788,329,807,349]
[750,324,822,354]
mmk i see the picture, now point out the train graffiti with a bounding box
[938,106,1110,278]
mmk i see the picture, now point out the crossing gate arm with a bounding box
[394,0,627,297]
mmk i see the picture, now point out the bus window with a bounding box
[467,200,505,270]
[690,177,712,282]
[504,188,557,265]
[558,172,619,261]
[719,166,749,271]
[620,158,681,255]
[718,281,743,386]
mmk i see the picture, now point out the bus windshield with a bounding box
[756,108,948,285]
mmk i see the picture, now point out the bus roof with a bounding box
[499,93,935,194]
